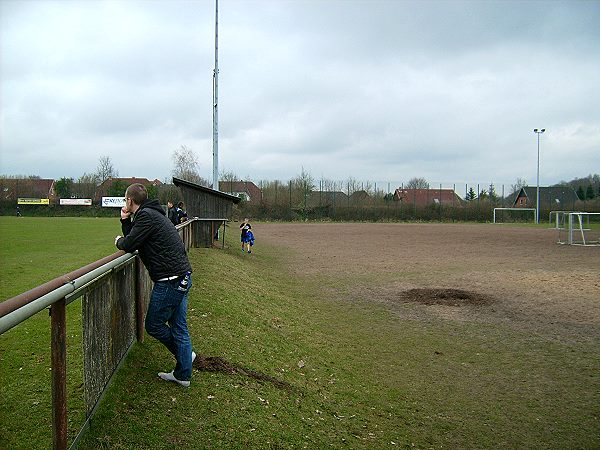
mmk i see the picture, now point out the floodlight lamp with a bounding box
[541,129,545,133]
[533,128,538,132]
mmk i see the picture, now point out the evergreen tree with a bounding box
[55,177,74,198]
[147,184,159,200]
[585,184,595,200]
[488,184,499,202]
[107,180,128,197]
[576,186,585,200]
[466,187,477,201]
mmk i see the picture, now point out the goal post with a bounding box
[558,212,600,246]
[493,208,536,224]
[550,210,590,230]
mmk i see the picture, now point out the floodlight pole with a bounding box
[533,128,545,224]
[212,0,219,190]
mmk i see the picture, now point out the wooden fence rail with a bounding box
[0,218,217,449]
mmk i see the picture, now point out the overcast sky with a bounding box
[1,0,599,189]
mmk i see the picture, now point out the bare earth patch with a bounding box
[193,355,293,391]
[256,222,600,343]
[396,288,493,306]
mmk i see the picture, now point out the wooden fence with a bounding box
[0,218,212,449]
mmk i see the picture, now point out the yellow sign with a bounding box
[18,198,50,205]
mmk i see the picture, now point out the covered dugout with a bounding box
[173,177,241,248]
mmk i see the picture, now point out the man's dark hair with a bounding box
[178,201,184,208]
[126,183,148,205]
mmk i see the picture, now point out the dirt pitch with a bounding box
[257,223,599,343]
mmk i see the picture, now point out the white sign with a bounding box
[102,197,126,208]
[60,198,92,206]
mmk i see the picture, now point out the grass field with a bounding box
[0,217,119,448]
[0,217,598,449]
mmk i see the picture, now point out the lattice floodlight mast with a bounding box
[533,128,546,224]
[212,0,219,190]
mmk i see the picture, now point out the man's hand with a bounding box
[120,207,130,220]
[115,235,123,246]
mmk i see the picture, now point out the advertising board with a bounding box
[101,197,126,208]
[60,198,92,206]
[17,198,50,205]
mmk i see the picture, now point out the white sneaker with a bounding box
[158,371,190,388]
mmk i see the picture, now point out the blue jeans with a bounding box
[145,275,193,381]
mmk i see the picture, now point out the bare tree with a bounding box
[510,177,527,195]
[95,156,118,183]
[346,176,360,195]
[291,167,315,208]
[158,183,183,204]
[406,177,429,189]
[318,177,338,193]
[73,172,100,199]
[258,179,283,204]
[220,170,238,193]
[172,145,209,186]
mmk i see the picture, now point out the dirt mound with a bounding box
[193,355,294,391]
[398,288,492,306]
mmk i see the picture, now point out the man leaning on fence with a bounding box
[114,183,196,387]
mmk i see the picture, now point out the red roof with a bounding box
[393,188,461,206]
[218,181,262,202]
[0,178,55,200]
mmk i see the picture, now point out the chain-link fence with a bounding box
[236,180,599,223]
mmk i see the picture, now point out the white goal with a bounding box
[557,212,600,246]
[493,208,537,224]
[549,210,591,230]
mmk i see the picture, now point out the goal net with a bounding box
[557,212,600,246]
[493,208,536,224]
[549,210,591,230]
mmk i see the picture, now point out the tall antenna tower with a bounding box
[212,0,219,190]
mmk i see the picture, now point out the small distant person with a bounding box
[16,206,21,217]
[240,218,254,253]
[167,201,178,226]
[114,183,195,387]
[176,201,188,224]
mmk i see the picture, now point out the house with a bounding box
[307,191,349,207]
[349,190,372,205]
[512,186,579,209]
[95,177,162,201]
[218,181,262,202]
[393,188,462,206]
[0,178,56,201]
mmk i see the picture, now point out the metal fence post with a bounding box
[50,297,67,450]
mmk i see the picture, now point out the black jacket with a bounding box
[116,199,192,281]
[168,207,178,226]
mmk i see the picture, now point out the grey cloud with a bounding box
[1,0,599,185]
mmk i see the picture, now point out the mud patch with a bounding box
[193,355,294,391]
[398,288,493,306]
